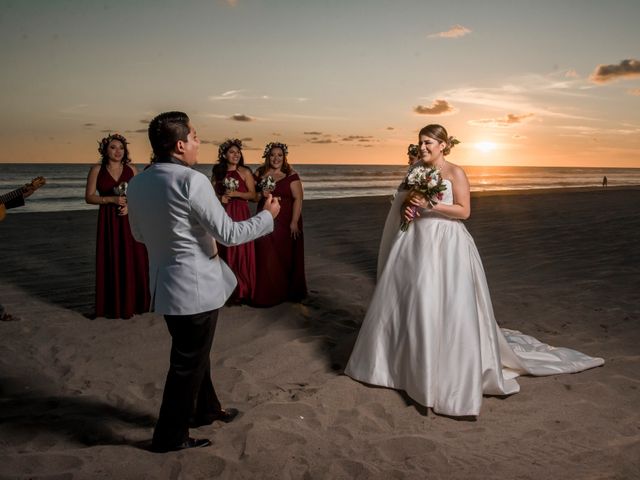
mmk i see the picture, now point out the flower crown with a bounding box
[262,141,288,158]
[98,133,128,157]
[218,138,243,161]
[407,144,419,156]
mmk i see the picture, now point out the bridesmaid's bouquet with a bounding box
[257,175,276,192]
[114,181,128,196]
[399,166,447,232]
[223,176,240,192]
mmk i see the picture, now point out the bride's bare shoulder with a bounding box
[447,162,468,180]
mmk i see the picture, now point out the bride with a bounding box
[344,124,604,417]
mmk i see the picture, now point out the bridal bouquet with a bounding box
[114,181,128,196]
[257,175,276,192]
[223,176,240,192]
[399,166,447,232]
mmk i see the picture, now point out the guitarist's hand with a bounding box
[22,185,36,199]
[22,176,46,199]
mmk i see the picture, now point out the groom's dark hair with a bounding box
[148,111,190,162]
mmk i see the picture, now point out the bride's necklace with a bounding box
[428,159,446,170]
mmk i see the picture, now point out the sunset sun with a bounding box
[475,141,497,153]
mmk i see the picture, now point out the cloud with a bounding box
[428,24,471,39]
[83,123,95,127]
[628,88,640,96]
[590,59,640,84]
[230,114,254,122]
[224,0,238,5]
[272,113,347,121]
[209,90,245,101]
[413,99,457,115]
[342,135,374,142]
[133,128,147,133]
[204,138,257,147]
[203,113,229,120]
[512,134,527,139]
[139,119,149,124]
[440,85,594,120]
[60,104,88,114]
[564,69,579,78]
[468,113,535,128]
[556,125,640,136]
[209,90,309,103]
[386,126,394,130]
[303,134,377,145]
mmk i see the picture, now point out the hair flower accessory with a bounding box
[262,142,288,158]
[98,133,128,156]
[217,138,243,161]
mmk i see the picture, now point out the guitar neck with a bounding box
[0,187,24,205]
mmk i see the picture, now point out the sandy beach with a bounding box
[1,187,638,479]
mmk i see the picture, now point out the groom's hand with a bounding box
[263,193,281,219]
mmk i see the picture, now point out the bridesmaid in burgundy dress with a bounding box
[252,142,307,307]
[211,139,257,303]
[84,133,150,319]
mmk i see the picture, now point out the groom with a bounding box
[127,111,280,452]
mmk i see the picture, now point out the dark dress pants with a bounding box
[151,309,222,449]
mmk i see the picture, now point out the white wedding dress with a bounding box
[345,179,604,417]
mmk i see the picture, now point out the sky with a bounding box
[1,0,639,167]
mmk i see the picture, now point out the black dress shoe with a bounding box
[151,437,212,453]
[189,408,240,428]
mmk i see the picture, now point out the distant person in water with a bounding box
[602,176,608,188]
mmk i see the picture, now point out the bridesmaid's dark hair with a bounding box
[212,138,248,182]
[255,142,292,177]
[97,133,131,166]
[418,124,458,156]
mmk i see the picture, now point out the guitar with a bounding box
[0,176,46,221]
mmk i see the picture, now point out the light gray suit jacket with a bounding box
[127,161,273,315]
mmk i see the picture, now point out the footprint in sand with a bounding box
[374,435,438,463]
[242,425,307,456]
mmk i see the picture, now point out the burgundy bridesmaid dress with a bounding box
[213,169,256,303]
[95,164,150,319]
[252,172,307,307]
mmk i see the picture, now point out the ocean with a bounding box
[2,163,639,214]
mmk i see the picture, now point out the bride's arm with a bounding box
[406,167,471,220]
